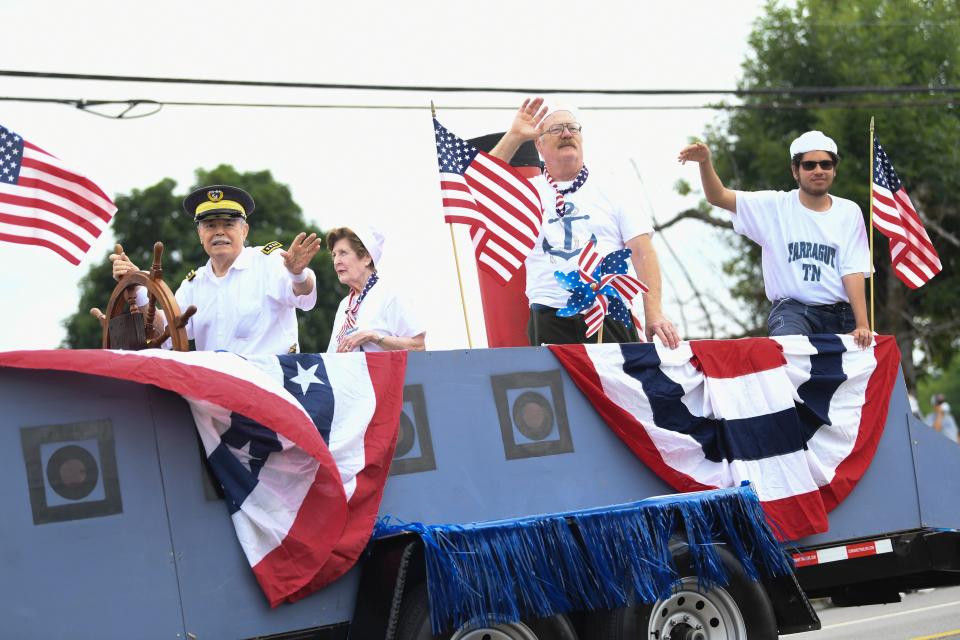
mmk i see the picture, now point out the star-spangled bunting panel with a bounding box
[0,348,406,606]
[434,117,543,285]
[0,124,117,265]
[550,335,901,540]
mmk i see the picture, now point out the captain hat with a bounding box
[789,131,839,159]
[183,185,255,223]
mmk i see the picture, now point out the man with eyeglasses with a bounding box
[490,98,680,348]
[678,131,872,348]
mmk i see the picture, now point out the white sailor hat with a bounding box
[354,225,385,265]
[789,131,839,158]
[543,104,581,122]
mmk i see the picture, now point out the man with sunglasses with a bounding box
[490,98,680,348]
[678,131,871,348]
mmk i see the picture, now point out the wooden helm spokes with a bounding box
[93,242,196,352]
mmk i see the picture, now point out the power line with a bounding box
[0,95,954,119]
[2,69,959,96]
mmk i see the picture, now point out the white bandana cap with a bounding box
[789,130,839,159]
[545,104,580,121]
[354,225,385,265]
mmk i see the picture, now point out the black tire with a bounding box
[582,544,778,640]
[396,583,579,640]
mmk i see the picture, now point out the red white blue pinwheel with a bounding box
[554,236,649,337]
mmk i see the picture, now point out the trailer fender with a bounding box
[348,533,424,640]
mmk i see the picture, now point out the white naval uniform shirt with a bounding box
[175,246,317,354]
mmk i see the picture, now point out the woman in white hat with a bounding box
[326,226,426,353]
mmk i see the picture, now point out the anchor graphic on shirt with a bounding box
[542,202,590,260]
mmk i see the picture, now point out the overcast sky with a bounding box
[0,0,768,351]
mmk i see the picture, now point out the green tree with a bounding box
[678,0,960,384]
[63,165,346,352]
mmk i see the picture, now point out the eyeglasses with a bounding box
[543,123,583,136]
[799,160,836,171]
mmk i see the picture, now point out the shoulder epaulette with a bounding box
[262,241,283,255]
[184,269,197,282]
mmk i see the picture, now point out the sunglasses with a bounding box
[799,160,836,171]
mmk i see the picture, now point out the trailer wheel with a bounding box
[396,583,578,640]
[583,545,778,640]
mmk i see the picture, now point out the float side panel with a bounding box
[380,347,675,524]
[150,386,359,637]
[911,409,960,528]
[0,370,185,639]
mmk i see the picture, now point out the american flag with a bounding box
[0,124,117,265]
[872,136,941,288]
[550,334,902,540]
[434,118,543,285]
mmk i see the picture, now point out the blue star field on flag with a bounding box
[872,138,903,192]
[0,126,24,184]
[434,119,480,176]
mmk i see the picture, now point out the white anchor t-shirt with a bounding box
[524,174,654,308]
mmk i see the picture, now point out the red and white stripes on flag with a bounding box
[0,125,117,265]
[542,167,567,216]
[871,136,941,288]
[578,236,603,283]
[600,272,647,302]
[434,118,543,285]
[583,294,609,337]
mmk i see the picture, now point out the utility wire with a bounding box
[0,95,955,120]
[2,69,959,96]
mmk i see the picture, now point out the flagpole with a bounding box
[597,324,604,344]
[433,100,474,348]
[869,117,876,332]
[448,224,474,348]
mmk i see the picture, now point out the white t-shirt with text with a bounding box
[734,190,870,305]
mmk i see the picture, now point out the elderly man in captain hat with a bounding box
[109,184,322,354]
[678,131,872,348]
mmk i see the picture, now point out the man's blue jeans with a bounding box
[767,298,855,336]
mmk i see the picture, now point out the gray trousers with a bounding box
[767,298,855,336]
